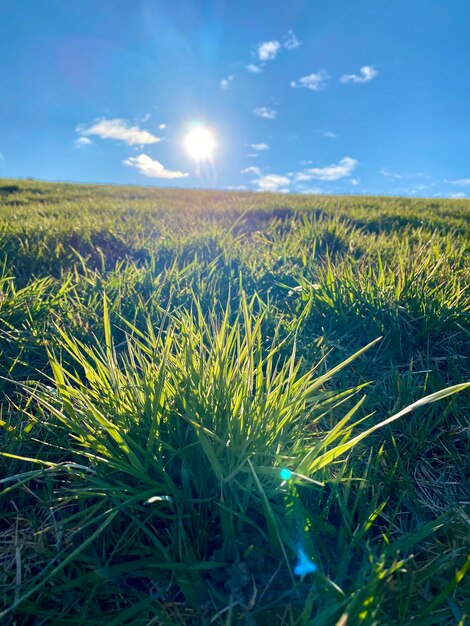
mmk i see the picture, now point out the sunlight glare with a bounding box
[185,126,216,161]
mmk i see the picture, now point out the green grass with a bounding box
[0,178,469,625]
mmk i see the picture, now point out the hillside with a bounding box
[1,179,469,624]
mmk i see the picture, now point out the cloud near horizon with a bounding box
[77,118,162,146]
[450,178,470,185]
[295,157,358,181]
[253,173,290,192]
[124,154,188,179]
[380,168,403,180]
[340,66,378,84]
[241,166,261,176]
[241,156,358,192]
[241,165,290,192]
[250,143,269,151]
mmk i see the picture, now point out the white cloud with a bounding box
[253,107,277,120]
[415,184,434,191]
[246,63,263,73]
[257,40,281,62]
[283,30,301,50]
[253,174,290,192]
[227,185,248,191]
[241,166,261,176]
[449,192,466,199]
[158,123,167,130]
[322,131,337,138]
[450,178,470,185]
[380,168,403,180]
[382,170,436,185]
[141,113,151,122]
[124,154,188,179]
[296,157,358,181]
[340,66,378,84]
[247,32,298,74]
[77,118,161,146]
[250,143,269,151]
[291,70,330,91]
[221,75,234,89]
[351,179,359,186]
[75,137,92,148]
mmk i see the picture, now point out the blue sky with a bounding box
[1,0,469,197]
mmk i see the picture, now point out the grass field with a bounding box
[0,178,469,625]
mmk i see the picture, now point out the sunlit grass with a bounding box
[1,179,469,624]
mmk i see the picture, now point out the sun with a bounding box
[185,126,216,161]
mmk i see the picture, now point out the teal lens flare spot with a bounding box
[280,468,292,481]
[294,547,317,577]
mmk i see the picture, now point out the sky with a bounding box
[1,0,469,197]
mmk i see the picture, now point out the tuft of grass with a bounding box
[2,295,468,624]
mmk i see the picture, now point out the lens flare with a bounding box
[294,547,317,577]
